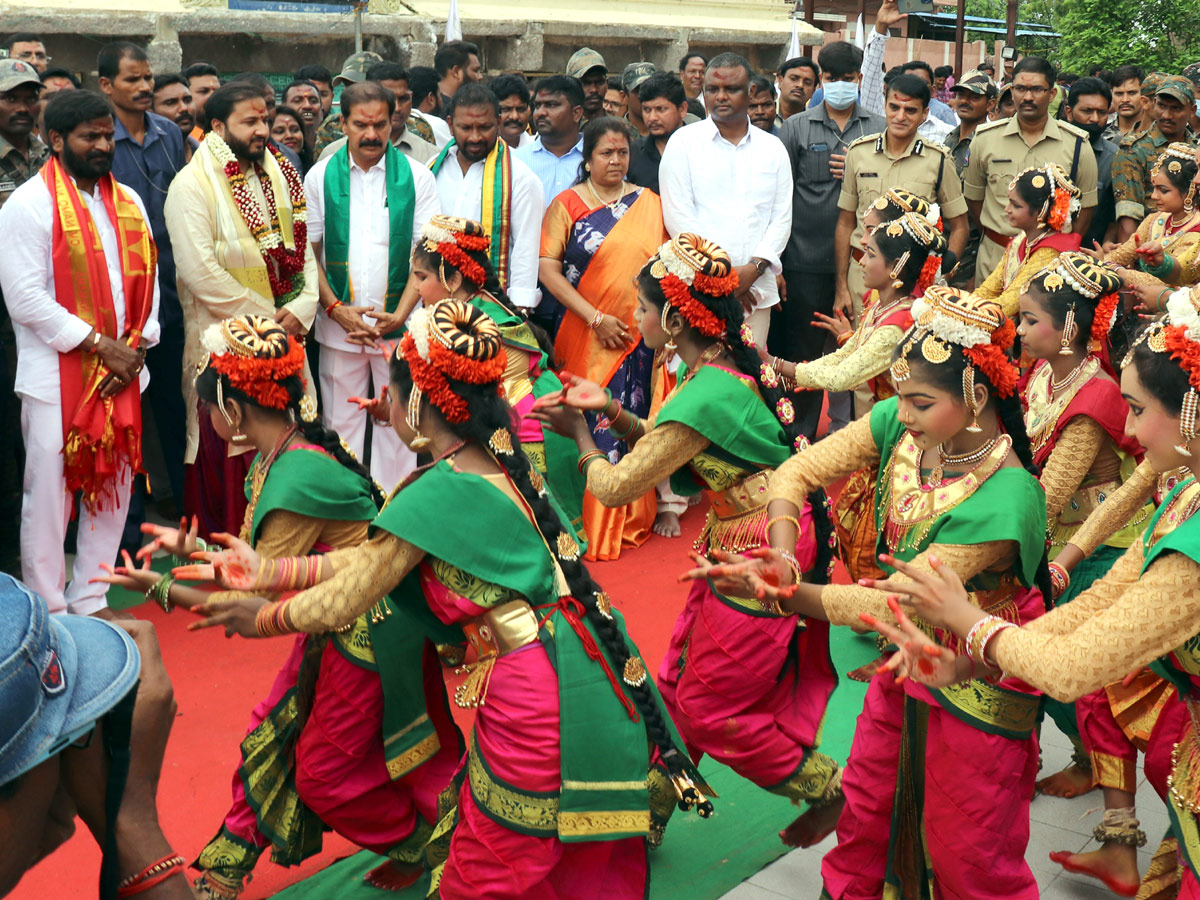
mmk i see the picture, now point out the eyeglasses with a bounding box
[1010,85,1050,96]
[13,51,50,63]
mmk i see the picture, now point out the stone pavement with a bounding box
[719,718,1168,899]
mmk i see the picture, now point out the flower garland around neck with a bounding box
[206,131,308,306]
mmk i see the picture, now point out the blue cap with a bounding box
[0,575,140,785]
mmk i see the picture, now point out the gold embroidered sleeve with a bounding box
[793,325,905,392]
[1068,459,1158,557]
[210,510,369,606]
[820,540,1016,626]
[995,543,1200,701]
[997,247,1061,319]
[1169,233,1200,285]
[1040,418,1104,522]
[585,421,710,506]
[973,250,1006,301]
[768,413,880,506]
[286,532,426,633]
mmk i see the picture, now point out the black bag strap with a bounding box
[935,150,945,196]
[1070,134,1083,183]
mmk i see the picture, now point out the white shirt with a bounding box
[412,109,452,149]
[0,174,161,403]
[432,144,544,309]
[305,151,440,353]
[659,116,792,310]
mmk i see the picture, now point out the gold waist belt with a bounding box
[1168,699,1200,816]
[694,469,774,555]
[455,600,540,708]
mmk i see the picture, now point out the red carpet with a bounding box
[13,503,742,900]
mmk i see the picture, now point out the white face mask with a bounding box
[823,80,859,110]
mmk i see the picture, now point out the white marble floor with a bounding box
[718,718,1169,899]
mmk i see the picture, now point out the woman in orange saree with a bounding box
[538,116,667,560]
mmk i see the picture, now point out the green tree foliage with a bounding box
[1052,0,1200,71]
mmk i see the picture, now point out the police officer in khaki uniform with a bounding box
[836,72,968,314]
[964,56,1097,283]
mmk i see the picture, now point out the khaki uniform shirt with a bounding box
[0,134,48,209]
[838,132,967,297]
[964,115,1098,280]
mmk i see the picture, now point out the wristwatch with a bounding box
[751,257,771,277]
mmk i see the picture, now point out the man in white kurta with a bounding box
[0,96,161,615]
[304,83,440,492]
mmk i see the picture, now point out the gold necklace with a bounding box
[665,343,725,404]
[925,433,1002,488]
[1170,210,1196,230]
[238,424,299,542]
[1050,354,1094,394]
[585,178,623,207]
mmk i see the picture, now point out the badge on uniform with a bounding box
[39,646,66,696]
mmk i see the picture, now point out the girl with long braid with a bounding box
[862,287,1200,900]
[95,315,462,898]
[975,162,1083,317]
[174,301,707,899]
[532,234,842,849]
[689,288,1050,899]
[1013,253,1155,804]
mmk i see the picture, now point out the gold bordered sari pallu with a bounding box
[372,460,699,842]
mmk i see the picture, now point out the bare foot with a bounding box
[1036,764,1096,798]
[847,657,884,683]
[780,796,844,848]
[1049,844,1139,897]
[653,511,682,538]
[364,860,424,892]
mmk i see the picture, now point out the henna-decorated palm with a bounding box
[858,553,974,630]
[172,532,262,591]
[535,373,611,411]
[91,550,161,594]
[137,516,199,563]
[864,598,961,689]
[678,548,799,604]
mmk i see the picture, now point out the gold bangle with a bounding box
[766,514,801,535]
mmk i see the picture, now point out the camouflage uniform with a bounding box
[0,133,48,209]
[1111,126,1194,224]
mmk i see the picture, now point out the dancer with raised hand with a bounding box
[975,162,1083,317]
[174,300,706,899]
[862,289,1200,900]
[96,314,461,898]
[531,233,841,848]
[686,287,1050,898]
[1015,253,1154,801]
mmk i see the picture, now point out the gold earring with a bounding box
[407,386,432,451]
[1177,389,1198,456]
[661,302,677,352]
[890,250,910,290]
[438,261,452,293]
[1059,304,1076,355]
[231,431,248,443]
[963,365,982,433]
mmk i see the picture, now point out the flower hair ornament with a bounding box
[876,209,946,297]
[871,188,934,223]
[1151,143,1199,212]
[421,214,491,291]
[890,287,1017,432]
[398,299,507,449]
[1034,252,1123,356]
[1127,287,1200,455]
[1011,162,1082,232]
[198,315,310,427]
[648,234,739,344]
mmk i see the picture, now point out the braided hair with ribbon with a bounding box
[390,299,707,802]
[195,314,384,507]
[640,234,837,578]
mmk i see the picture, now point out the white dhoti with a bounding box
[21,395,132,616]
[318,345,415,494]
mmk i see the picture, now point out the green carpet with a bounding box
[274,628,877,899]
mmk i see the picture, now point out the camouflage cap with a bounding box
[952,69,997,98]
[1141,72,1165,97]
[622,61,657,93]
[1183,62,1200,89]
[566,47,606,80]
[0,58,42,93]
[1156,74,1195,107]
[335,51,385,85]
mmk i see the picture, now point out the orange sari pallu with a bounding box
[43,155,156,512]
[543,187,665,560]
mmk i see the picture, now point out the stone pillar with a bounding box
[407,20,437,68]
[509,21,544,72]
[146,15,182,75]
[661,28,691,71]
